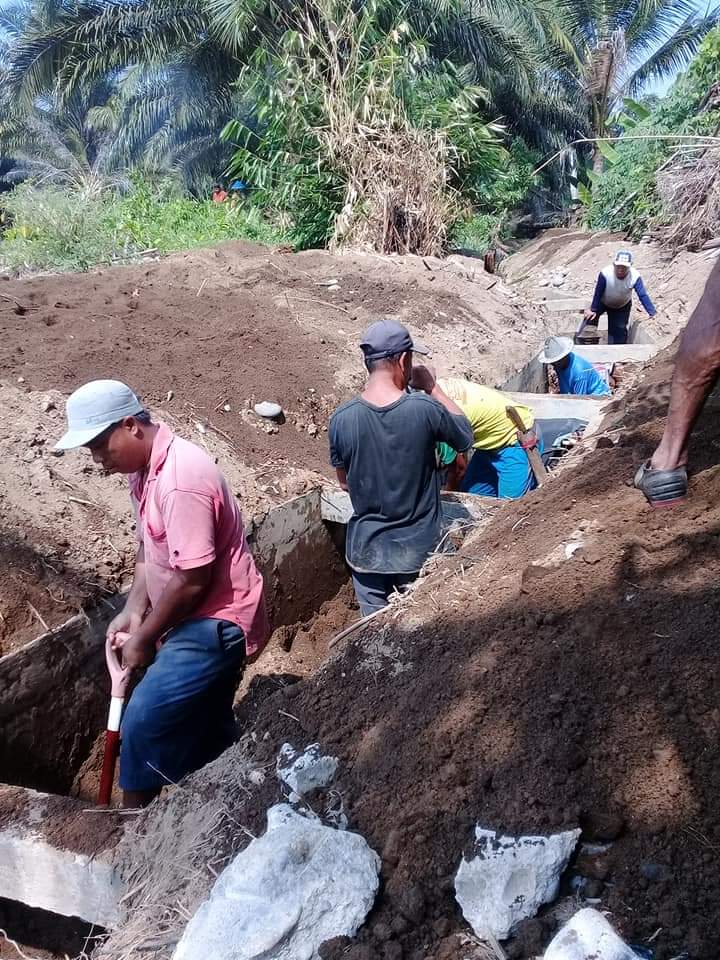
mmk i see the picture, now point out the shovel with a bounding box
[506,405,548,487]
[98,633,130,807]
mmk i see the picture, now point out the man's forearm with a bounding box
[125,547,150,617]
[430,384,465,419]
[132,573,207,646]
[590,274,605,313]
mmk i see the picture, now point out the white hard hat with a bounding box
[55,379,144,449]
[539,335,573,364]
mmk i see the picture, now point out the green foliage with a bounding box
[586,25,720,236]
[448,139,538,250]
[222,0,512,254]
[0,180,285,274]
[449,213,502,251]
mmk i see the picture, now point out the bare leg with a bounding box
[123,788,161,809]
[650,260,720,471]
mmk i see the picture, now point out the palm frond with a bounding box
[626,8,720,93]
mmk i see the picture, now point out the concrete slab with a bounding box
[246,489,348,629]
[0,785,123,927]
[572,344,658,364]
[320,488,500,526]
[505,392,606,426]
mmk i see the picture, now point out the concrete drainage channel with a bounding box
[0,486,497,957]
[0,338,660,956]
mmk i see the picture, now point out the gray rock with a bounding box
[254,401,283,419]
[543,907,637,959]
[277,743,339,796]
[455,825,580,939]
[173,805,380,960]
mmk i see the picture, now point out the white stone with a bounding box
[543,908,638,960]
[255,400,283,419]
[277,742,339,795]
[173,805,380,960]
[455,825,580,939]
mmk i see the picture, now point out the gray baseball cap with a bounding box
[55,379,144,449]
[360,319,430,361]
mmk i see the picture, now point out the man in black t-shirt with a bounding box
[329,319,473,616]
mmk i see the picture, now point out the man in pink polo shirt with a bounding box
[55,380,269,808]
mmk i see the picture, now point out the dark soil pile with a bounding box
[0,898,99,960]
[233,347,720,960]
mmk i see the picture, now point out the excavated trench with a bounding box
[0,333,646,956]
[0,490,357,956]
[0,484,497,956]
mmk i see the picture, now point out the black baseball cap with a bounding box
[359,319,431,361]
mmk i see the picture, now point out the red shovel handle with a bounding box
[98,729,120,807]
[97,695,124,807]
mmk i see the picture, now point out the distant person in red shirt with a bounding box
[212,184,228,203]
[56,380,269,807]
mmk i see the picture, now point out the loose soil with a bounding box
[0,236,711,648]
[3,235,720,959]
[103,336,720,960]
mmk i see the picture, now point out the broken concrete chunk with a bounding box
[277,742,339,795]
[173,804,380,960]
[455,825,580,939]
[543,907,637,959]
[254,400,283,419]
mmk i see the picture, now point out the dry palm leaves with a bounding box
[658,149,720,250]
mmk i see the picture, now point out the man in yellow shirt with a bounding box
[419,372,539,499]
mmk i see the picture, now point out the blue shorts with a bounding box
[119,618,245,792]
[461,437,544,499]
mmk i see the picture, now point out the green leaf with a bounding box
[622,98,651,121]
[596,139,620,165]
[577,182,592,206]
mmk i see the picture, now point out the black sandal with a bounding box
[634,460,688,507]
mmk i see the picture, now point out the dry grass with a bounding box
[657,149,720,250]
[95,737,269,960]
[332,124,458,256]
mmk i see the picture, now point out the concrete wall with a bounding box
[504,391,606,428]
[246,490,349,630]
[501,355,548,394]
[0,600,122,794]
[320,488,501,526]
[0,785,122,927]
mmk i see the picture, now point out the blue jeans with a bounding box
[461,438,543,499]
[119,618,245,792]
[597,303,631,344]
[351,571,418,617]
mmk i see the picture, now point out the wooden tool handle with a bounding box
[505,405,527,433]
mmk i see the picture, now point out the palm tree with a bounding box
[560,0,720,169]
[2,0,584,168]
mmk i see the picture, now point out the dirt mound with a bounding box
[0,242,547,474]
[104,339,720,960]
[0,235,707,650]
[502,230,717,347]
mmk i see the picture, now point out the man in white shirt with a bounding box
[582,250,657,344]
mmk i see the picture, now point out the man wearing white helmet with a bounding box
[583,250,657,344]
[55,380,269,807]
[539,336,611,397]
